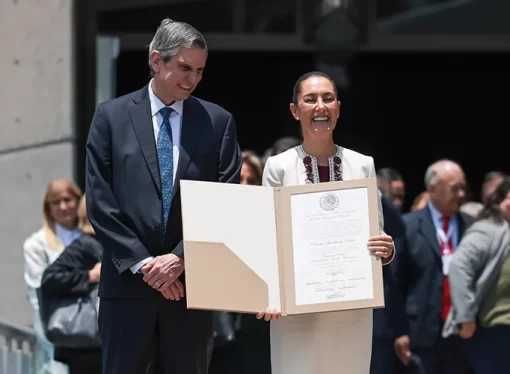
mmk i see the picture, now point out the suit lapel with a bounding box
[128,86,162,195]
[418,208,442,260]
[172,98,204,198]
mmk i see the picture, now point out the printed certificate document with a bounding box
[180,178,384,315]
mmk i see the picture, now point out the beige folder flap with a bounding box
[180,180,282,314]
[184,241,268,313]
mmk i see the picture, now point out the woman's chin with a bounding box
[311,122,333,132]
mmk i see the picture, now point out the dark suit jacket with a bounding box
[397,206,471,348]
[85,85,242,299]
[41,235,103,297]
[373,195,408,341]
[40,234,103,367]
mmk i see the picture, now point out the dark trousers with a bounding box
[99,296,213,374]
[55,347,102,374]
[370,338,396,374]
[68,360,102,374]
[404,336,472,374]
[467,325,510,374]
[208,328,271,374]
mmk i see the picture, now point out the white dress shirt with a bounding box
[130,80,184,274]
[427,201,459,248]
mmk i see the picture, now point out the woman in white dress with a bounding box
[258,71,395,374]
[23,178,82,374]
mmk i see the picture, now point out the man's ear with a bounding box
[150,50,161,74]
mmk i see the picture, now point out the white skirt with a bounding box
[270,309,372,374]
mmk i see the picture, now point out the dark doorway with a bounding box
[347,52,509,210]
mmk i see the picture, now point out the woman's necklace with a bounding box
[299,145,343,184]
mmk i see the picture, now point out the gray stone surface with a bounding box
[0,0,75,326]
[0,0,74,152]
[0,142,75,326]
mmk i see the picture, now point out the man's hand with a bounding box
[159,279,185,301]
[141,254,185,300]
[459,321,476,339]
[394,335,412,366]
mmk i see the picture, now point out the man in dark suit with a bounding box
[85,18,242,374]
[393,159,472,374]
[371,193,408,374]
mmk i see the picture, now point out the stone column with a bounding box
[0,0,75,325]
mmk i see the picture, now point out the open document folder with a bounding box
[180,178,384,316]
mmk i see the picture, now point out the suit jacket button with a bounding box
[155,224,161,230]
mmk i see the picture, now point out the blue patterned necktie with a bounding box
[157,107,174,233]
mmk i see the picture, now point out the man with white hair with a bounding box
[393,159,473,374]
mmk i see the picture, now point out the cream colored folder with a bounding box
[180,178,384,315]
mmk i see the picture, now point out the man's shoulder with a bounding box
[98,86,147,112]
[402,208,427,226]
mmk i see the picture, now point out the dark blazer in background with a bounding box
[374,195,408,340]
[40,234,103,373]
[371,195,408,374]
[398,207,471,348]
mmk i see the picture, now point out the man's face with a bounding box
[430,169,466,216]
[151,47,206,102]
[390,180,405,210]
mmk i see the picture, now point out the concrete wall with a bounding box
[0,0,75,326]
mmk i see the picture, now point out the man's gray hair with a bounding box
[424,166,439,190]
[148,18,207,76]
[424,158,461,190]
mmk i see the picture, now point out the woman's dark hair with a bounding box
[292,71,338,105]
[376,167,404,183]
[475,176,510,224]
[242,151,264,186]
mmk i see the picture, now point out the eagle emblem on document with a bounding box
[319,192,339,211]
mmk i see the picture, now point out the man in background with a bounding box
[394,160,472,374]
[377,167,406,211]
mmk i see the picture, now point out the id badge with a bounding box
[442,252,453,275]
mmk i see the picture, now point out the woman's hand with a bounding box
[368,234,394,260]
[256,308,282,322]
[88,262,101,284]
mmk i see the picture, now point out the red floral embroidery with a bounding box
[302,149,342,183]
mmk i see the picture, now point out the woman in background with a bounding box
[445,177,510,374]
[23,178,82,374]
[41,195,103,374]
